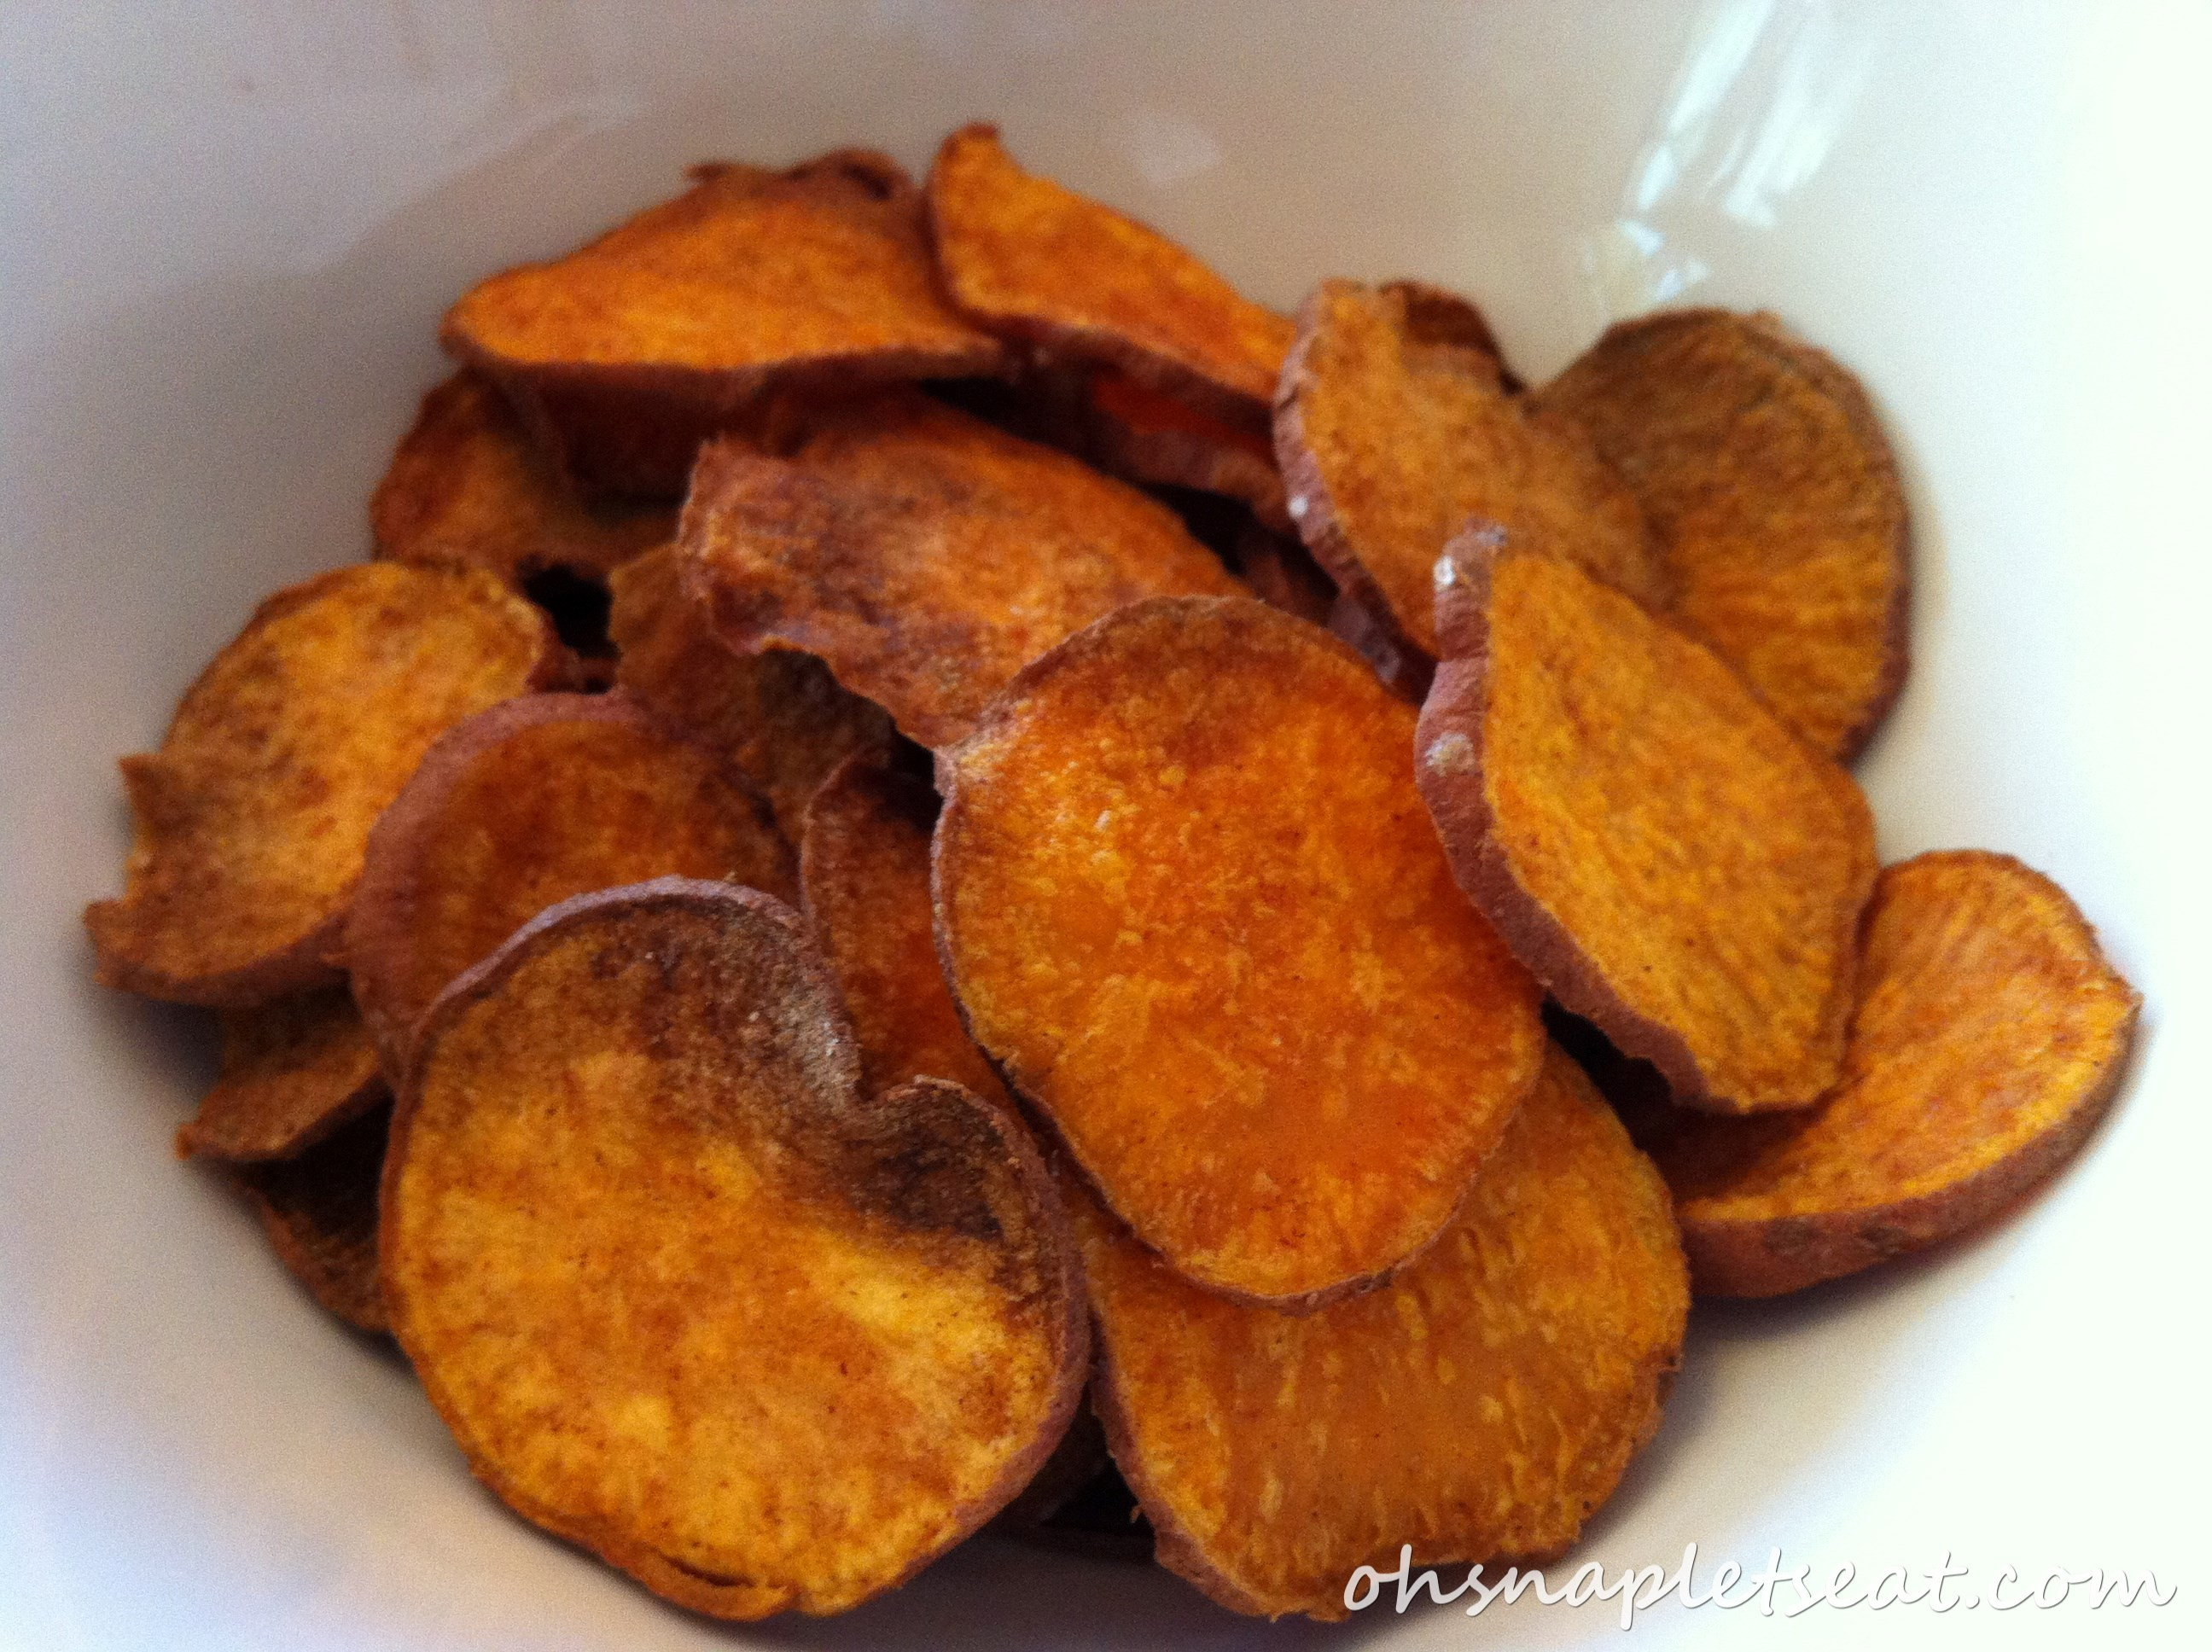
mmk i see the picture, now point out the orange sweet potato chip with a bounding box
[606,544,894,841]
[1535,308,1910,759]
[232,1101,392,1334]
[936,596,1545,1308]
[1276,279,1669,659]
[928,125,1294,428]
[1082,369,1292,532]
[683,392,1241,748]
[85,562,562,1007]
[178,986,385,1162]
[800,752,1009,1107]
[384,879,1086,1620]
[1080,1047,1687,1620]
[370,371,674,582]
[443,151,1008,497]
[1650,851,2139,1295]
[346,690,794,1068]
[1417,528,1876,1114]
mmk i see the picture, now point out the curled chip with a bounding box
[85,562,562,1007]
[607,544,893,841]
[1082,369,1292,532]
[1080,1048,1688,1620]
[1534,308,1910,759]
[346,690,794,1068]
[232,1102,392,1334]
[928,124,1294,428]
[383,880,1086,1620]
[1651,852,2139,1296]
[800,752,1010,1107]
[1276,279,1668,660]
[178,986,385,1162]
[684,392,1240,748]
[937,596,1545,1308]
[370,372,673,582]
[1417,529,1877,1114]
[442,151,1007,497]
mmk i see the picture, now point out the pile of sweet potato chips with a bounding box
[88,124,2139,1624]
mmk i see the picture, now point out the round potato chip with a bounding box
[936,596,1545,1309]
[1652,851,2139,1295]
[178,986,385,1162]
[384,879,1085,1620]
[1082,1048,1687,1620]
[84,561,562,1006]
[1534,308,1910,759]
[1417,528,1877,1114]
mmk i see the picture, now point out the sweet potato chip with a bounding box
[1080,1048,1688,1620]
[233,1101,391,1334]
[1231,521,1336,626]
[370,371,674,581]
[178,986,385,1162]
[346,690,794,1068]
[384,879,1086,1620]
[928,125,1294,428]
[443,151,1008,497]
[684,392,1241,748]
[85,562,562,1007]
[936,596,1545,1307]
[1650,852,2139,1295]
[800,753,1009,1107]
[1082,369,1292,532]
[1276,279,1668,659]
[606,544,894,840]
[1534,308,1910,759]
[1418,529,1877,1114]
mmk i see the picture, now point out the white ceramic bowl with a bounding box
[5,3,2209,1647]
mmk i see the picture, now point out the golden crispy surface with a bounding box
[1276,281,1668,658]
[800,755,1010,1106]
[928,125,1294,423]
[1083,369,1291,532]
[607,544,893,841]
[1654,851,2139,1294]
[385,883,1080,1619]
[179,986,386,1162]
[370,372,673,580]
[1083,1049,1687,1620]
[1418,538,1875,1113]
[234,1102,391,1334]
[684,393,1240,748]
[938,597,1545,1306]
[1536,309,1908,759]
[346,692,794,1066]
[84,562,556,1006]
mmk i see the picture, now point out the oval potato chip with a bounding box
[1080,1048,1687,1620]
[178,986,386,1162]
[85,561,562,1006]
[383,879,1086,1619]
[1417,528,1877,1114]
[1534,308,1910,759]
[936,596,1545,1309]
[1651,851,2139,1295]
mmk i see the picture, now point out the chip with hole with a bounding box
[928,124,1294,428]
[1080,1047,1687,1620]
[800,752,1009,1107]
[442,151,1007,497]
[346,689,794,1069]
[606,544,894,841]
[1534,308,1910,759]
[233,1100,392,1334]
[936,596,1544,1308]
[684,392,1241,748]
[1417,528,1877,1114]
[1650,851,2139,1295]
[1276,279,1668,659]
[85,562,562,1007]
[383,878,1086,1619]
[1082,369,1292,532]
[370,371,674,582]
[178,986,386,1162]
